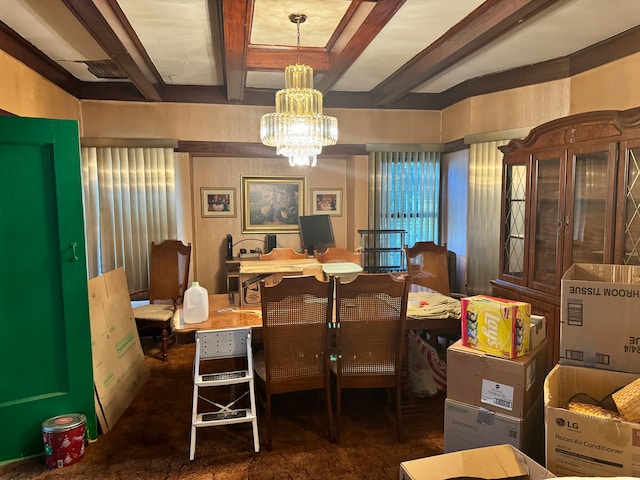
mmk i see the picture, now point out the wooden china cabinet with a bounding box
[491,107,640,372]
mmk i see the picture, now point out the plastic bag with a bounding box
[408,329,447,397]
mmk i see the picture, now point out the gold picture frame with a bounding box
[311,188,343,216]
[241,176,306,233]
[201,187,236,217]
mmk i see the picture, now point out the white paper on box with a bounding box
[446,339,547,418]
[481,379,515,411]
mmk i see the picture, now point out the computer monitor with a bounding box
[298,214,335,255]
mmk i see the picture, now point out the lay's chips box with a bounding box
[461,295,531,358]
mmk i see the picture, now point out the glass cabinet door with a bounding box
[501,160,527,282]
[618,141,640,264]
[564,145,615,268]
[529,151,565,292]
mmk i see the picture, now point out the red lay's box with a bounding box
[461,295,530,358]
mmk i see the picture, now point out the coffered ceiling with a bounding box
[1,0,639,110]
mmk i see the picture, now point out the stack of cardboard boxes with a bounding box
[544,263,640,477]
[443,295,548,463]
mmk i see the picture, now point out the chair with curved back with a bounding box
[313,247,362,266]
[254,275,335,450]
[131,239,191,361]
[404,241,458,297]
[259,247,308,261]
[332,273,409,443]
[404,241,462,351]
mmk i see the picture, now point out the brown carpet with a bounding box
[0,341,446,479]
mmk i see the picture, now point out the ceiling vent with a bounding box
[81,60,127,80]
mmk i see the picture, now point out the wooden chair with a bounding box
[255,275,335,450]
[313,247,362,265]
[259,247,308,261]
[404,241,462,351]
[332,273,409,443]
[131,240,191,361]
[404,241,458,296]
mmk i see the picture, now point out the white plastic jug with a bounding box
[183,281,209,324]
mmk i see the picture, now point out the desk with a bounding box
[238,259,324,307]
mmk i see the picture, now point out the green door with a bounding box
[0,116,96,462]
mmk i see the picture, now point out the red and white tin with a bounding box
[41,413,86,469]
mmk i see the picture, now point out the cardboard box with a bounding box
[444,395,545,464]
[88,267,150,433]
[530,314,546,351]
[239,259,324,306]
[446,338,546,418]
[560,263,640,373]
[400,444,554,480]
[461,295,530,358]
[544,363,640,477]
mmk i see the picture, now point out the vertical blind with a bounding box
[371,151,441,268]
[81,146,177,292]
[467,141,507,295]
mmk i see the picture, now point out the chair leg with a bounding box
[395,382,403,442]
[325,384,335,443]
[265,393,273,451]
[161,327,169,361]
[335,385,342,444]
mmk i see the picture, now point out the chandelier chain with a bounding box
[296,20,301,64]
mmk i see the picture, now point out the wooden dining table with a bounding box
[173,293,262,344]
[174,286,460,340]
[173,285,461,414]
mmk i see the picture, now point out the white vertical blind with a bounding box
[467,141,507,294]
[81,146,177,292]
[371,151,441,262]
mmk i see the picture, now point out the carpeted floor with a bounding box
[0,340,446,480]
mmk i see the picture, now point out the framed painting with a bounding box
[311,188,342,216]
[201,187,236,217]
[241,176,306,233]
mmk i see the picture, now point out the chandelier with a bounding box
[260,13,338,167]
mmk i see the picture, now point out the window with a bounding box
[370,150,441,264]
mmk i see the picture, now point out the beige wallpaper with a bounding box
[79,101,442,145]
[0,51,79,120]
[570,53,640,114]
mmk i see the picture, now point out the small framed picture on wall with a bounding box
[311,188,342,216]
[201,187,236,217]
